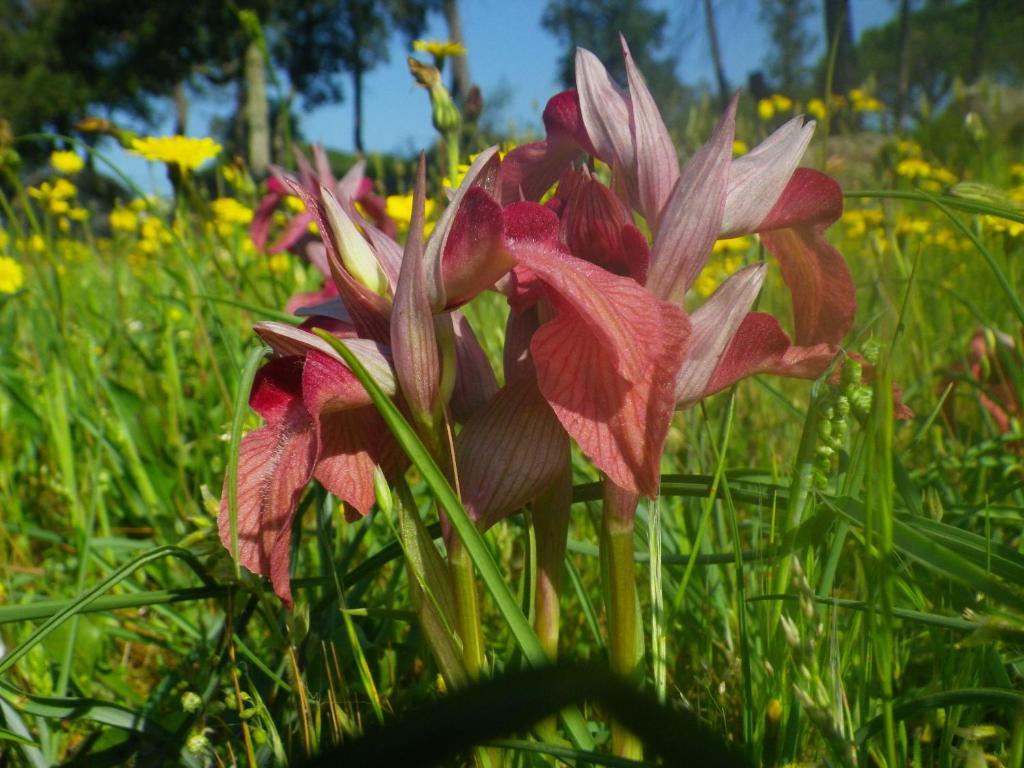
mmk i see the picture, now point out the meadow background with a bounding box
[1,1,1024,766]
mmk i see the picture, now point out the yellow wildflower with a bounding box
[109,207,138,234]
[806,98,827,121]
[49,199,70,216]
[848,88,865,103]
[413,39,467,62]
[385,193,436,237]
[0,256,24,293]
[930,166,958,186]
[1010,164,1024,181]
[694,254,744,298]
[732,140,749,156]
[211,197,253,226]
[267,253,291,274]
[771,94,793,112]
[0,229,7,252]
[28,234,45,252]
[284,195,306,213]
[853,95,884,113]
[757,99,775,121]
[711,236,754,255]
[896,158,933,179]
[68,207,90,222]
[50,150,84,175]
[129,136,221,171]
[896,217,930,236]
[982,215,1024,238]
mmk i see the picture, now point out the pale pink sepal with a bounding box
[391,156,440,426]
[449,312,498,422]
[575,48,634,181]
[720,117,815,237]
[675,263,767,406]
[647,95,737,303]
[621,35,679,230]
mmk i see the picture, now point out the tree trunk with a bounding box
[703,0,730,108]
[824,0,857,94]
[443,0,472,106]
[244,39,270,177]
[353,63,364,153]
[894,0,912,124]
[173,81,189,136]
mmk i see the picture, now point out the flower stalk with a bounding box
[600,481,644,759]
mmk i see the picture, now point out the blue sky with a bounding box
[115,0,897,193]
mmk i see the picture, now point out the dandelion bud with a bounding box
[408,57,461,135]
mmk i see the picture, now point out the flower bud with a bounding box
[321,186,390,298]
[408,57,461,135]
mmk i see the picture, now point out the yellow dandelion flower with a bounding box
[28,234,45,252]
[806,98,827,121]
[284,195,306,213]
[267,253,291,274]
[129,136,221,171]
[50,178,77,200]
[757,99,775,121]
[848,88,866,103]
[896,217,930,236]
[0,256,24,293]
[50,150,84,175]
[413,39,467,61]
[211,197,253,226]
[109,207,138,234]
[771,94,793,112]
[1010,163,1024,181]
[896,158,932,179]
[732,140,749,156]
[49,199,70,215]
[68,206,89,222]
[853,96,884,113]
[0,229,7,252]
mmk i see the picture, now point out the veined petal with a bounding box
[438,187,516,308]
[703,312,838,396]
[218,403,316,606]
[250,190,281,251]
[301,349,374,414]
[675,263,766,406]
[543,89,596,155]
[721,116,815,237]
[758,169,854,346]
[249,356,304,422]
[648,95,737,303]
[314,407,403,517]
[622,35,678,229]
[424,147,502,302]
[509,234,690,496]
[253,321,397,396]
[500,139,581,205]
[456,375,569,531]
[391,156,440,425]
[449,312,498,422]
[503,305,540,385]
[575,47,633,174]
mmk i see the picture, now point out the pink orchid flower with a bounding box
[504,37,855,416]
[249,145,394,315]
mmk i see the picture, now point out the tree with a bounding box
[703,0,730,107]
[759,0,817,95]
[857,0,1024,115]
[541,0,685,109]
[823,0,858,94]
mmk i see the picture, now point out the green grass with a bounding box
[0,118,1023,768]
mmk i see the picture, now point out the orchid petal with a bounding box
[621,35,678,229]
[758,169,854,346]
[456,375,570,531]
[250,190,281,251]
[253,321,397,396]
[438,187,516,308]
[499,139,580,205]
[449,311,499,422]
[314,407,401,517]
[507,228,690,496]
[503,305,540,384]
[320,184,390,297]
[675,264,766,406]
[268,210,315,254]
[391,156,440,426]
[647,95,737,303]
[543,89,597,155]
[218,403,316,606]
[703,312,837,397]
[575,47,633,174]
[248,356,304,422]
[721,116,815,236]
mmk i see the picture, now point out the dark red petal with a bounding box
[313,407,399,516]
[249,357,304,422]
[440,187,516,307]
[456,375,570,531]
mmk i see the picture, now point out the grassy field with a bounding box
[1,93,1024,768]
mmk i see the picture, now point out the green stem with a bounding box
[532,466,571,661]
[445,131,460,187]
[447,534,486,681]
[600,481,643,760]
